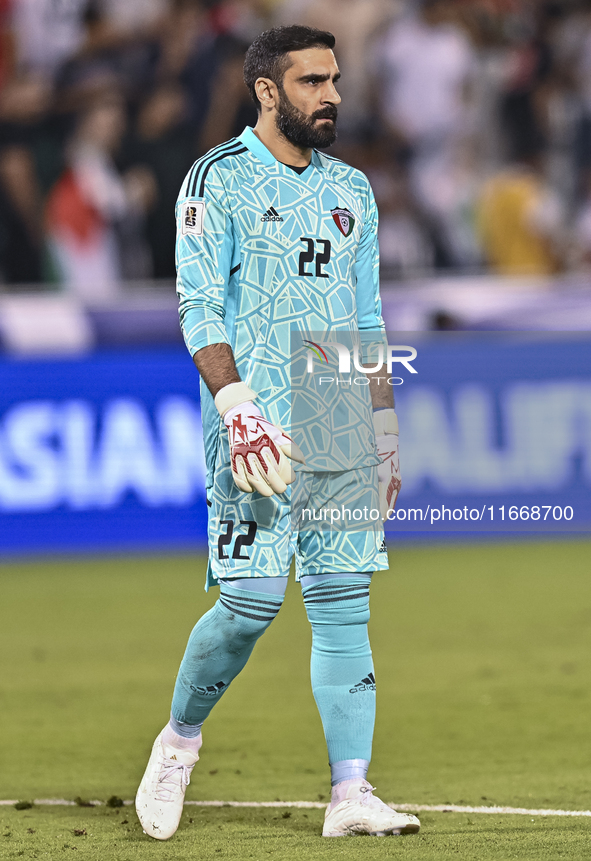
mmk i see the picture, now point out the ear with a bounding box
[254,76,278,111]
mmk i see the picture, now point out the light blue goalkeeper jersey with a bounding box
[176,126,386,486]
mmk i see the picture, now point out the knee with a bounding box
[216,584,283,642]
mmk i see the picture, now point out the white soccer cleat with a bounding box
[322,779,420,837]
[135,730,199,840]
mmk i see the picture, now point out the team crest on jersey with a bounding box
[182,201,205,236]
[331,207,355,237]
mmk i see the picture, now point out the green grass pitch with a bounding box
[1,540,591,859]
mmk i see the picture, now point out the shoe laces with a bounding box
[357,783,386,809]
[155,754,195,802]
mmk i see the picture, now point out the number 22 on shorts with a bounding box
[218,519,258,560]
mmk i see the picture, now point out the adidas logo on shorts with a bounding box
[261,206,283,222]
[349,672,376,694]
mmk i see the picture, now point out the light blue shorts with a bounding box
[206,458,388,588]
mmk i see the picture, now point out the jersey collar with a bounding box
[239,126,323,172]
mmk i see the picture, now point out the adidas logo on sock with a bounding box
[349,672,376,694]
[192,680,227,697]
[261,206,283,222]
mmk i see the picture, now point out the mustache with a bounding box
[311,106,338,122]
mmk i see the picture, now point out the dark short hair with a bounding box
[243,25,336,110]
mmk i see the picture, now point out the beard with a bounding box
[275,85,338,149]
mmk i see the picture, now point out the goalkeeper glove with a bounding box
[215,382,305,497]
[374,408,401,520]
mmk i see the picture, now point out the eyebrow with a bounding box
[297,72,341,84]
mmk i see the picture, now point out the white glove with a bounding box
[215,382,305,497]
[374,409,401,520]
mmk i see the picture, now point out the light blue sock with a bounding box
[302,576,375,768]
[171,580,285,726]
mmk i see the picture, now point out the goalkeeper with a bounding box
[136,24,417,840]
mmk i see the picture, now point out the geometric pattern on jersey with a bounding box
[175,127,386,486]
[205,447,388,586]
[290,329,388,471]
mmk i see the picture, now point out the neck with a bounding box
[252,114,311,167]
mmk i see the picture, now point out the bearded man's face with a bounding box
[275,83,338,149]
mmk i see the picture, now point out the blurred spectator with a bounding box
[120,82,194,277]
[566,3,591,200]
[97,0,168,37]
[0,75,51,283]
[362,143,435,275]
[45,96,154,300]
[376,0,481,268]
[497,5,553,173]
[54,4,160,110]
[197,37,258,152]
[275,0,398,137]
[209,0,270,42]
[158,0,209,82]
[477,148,565,276]
[172,2,257,145]
[378,1,476,149]
[12,0,90,79]
[2,0,591,290]
[533,4,581,211]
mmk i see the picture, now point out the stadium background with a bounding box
[1,1,591,858]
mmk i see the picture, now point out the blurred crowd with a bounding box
[2,0,591,297]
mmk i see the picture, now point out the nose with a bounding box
[324,80,341,105]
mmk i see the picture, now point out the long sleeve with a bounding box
[176,167,236,356]
[354,182,385,334]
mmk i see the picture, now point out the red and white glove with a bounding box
[374,409,401,520]
[215,382,305,497]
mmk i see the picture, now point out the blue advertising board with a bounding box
[390,333,591,534]
[0,348,208,553]
[0,335,590,555]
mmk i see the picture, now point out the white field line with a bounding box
[1,799,591,817]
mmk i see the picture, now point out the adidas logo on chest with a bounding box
[261,206,283,222]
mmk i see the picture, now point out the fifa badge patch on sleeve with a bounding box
[182,201,205,236]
